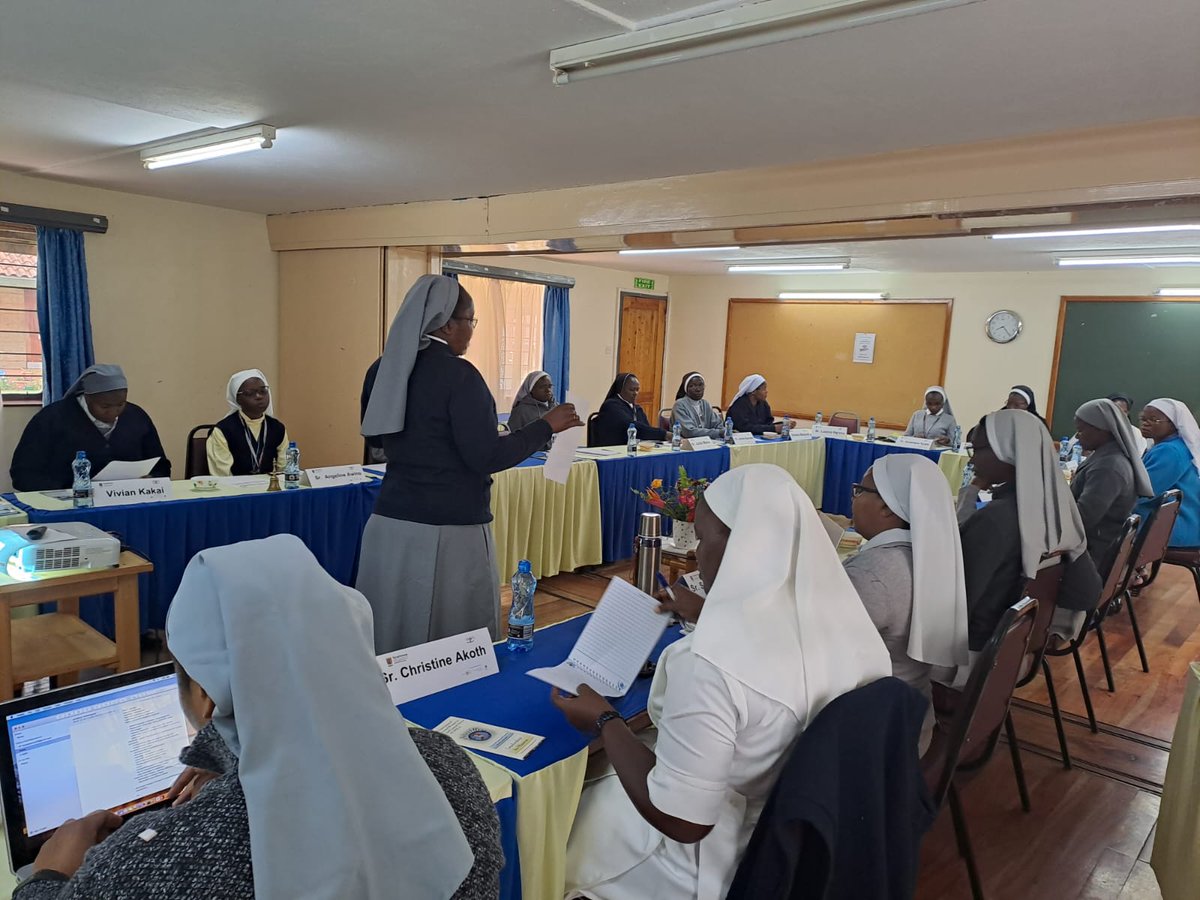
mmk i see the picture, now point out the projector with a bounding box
[0,523,121,580]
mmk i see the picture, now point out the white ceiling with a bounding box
[538,229,1200,273]
[1,0,1198,215]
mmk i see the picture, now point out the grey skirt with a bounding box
[356,515,501,655]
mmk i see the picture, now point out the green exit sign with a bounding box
[634,277,656,291]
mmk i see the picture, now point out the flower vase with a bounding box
[671,519,699,551]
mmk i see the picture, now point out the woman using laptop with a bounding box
[15,535,501,899]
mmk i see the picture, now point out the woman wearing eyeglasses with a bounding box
[205,370,290,477]
[359,275,582,654]
[1138,399,1200,548]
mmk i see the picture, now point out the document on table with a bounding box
[433,717,544,761]
[93,458,160,482]
[542,392,588,484]
[528,578,669,697]
[575,447,624,458]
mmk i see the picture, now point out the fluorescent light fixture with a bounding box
[728,260,849,273]
[618,246,740,255]
[778,291,888,300]
[141,124,276,170]
[550,0,983,83]
[1156,288,1200,296]
[1056,255,1200,267]
[991,223,1200,239]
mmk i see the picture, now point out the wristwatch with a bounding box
[594,710,623,737]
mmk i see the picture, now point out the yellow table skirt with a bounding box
[938,450,969,494]
[491,461,603,583]
[728,439,826,506]
[1152,661,1200,900]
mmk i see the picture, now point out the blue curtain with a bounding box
[542,285,570,398]
[36,227,95,402]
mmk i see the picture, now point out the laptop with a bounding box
[0,664,192,874]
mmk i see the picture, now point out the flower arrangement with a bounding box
[632,466,709,522]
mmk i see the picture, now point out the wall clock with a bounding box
[985,309,1023,344]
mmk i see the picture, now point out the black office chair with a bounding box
[586,412,600,447]
[185,425,216,478]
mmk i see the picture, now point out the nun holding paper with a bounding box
[359,275,581,654]
[903,385,958,445]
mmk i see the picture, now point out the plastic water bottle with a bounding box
[626,422,638,455]
[814,411,824,428]
[781,417,792,441]
[71,451,93,509]
[961,461,976,490]
[1059,438,1071,464]
[507,560,536,652]
[1071,444,1084,468]
[951,425,963,452]
[671,421,682,451]
[866,416,877,442]
[284,441,301,490]
[724,417,734,444]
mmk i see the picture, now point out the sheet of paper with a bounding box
[818,512,845,548]
[93,458,160,482]
[542,392,588,485]
[575,447,624,458]
[433,717,544,761]
[528,577,669,697]
[216,475,270,490]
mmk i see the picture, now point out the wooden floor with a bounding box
[526,561,1198,900]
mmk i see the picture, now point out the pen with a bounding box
[655,571,676,602]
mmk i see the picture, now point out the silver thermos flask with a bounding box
[634,512,663,595]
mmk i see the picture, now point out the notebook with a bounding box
[528,578,669,697]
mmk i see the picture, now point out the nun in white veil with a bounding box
[557,464,889,900]
[205,368,290,477]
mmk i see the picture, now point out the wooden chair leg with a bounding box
[1071,645,1098,733]
[948,782,985,900]
[1004,711,1031,813]
[1094,621,1116,692]
[1125,591,1151,673]
[1043,659,1072,769]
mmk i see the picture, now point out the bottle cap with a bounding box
[517,559,532,574]
[638,512,662,538]
[75,450,86,458]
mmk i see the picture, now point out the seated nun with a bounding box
[508,370,555,449]
[14,535,501,900]
[1072,399,1154,572]
[591,373,667,447]
[10,364,171,491]
[902,386,958,445]
[1002,384,1050,430]
[553,464,890,900]
[956,410,1101,652]
[844,455,968,754]
[205,369,290,477]
[1137,399,1200,548]
[670,372,724,439]
[727,374,782,435]
[1107,393,1148,456]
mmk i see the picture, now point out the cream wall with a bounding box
[467,257,670,413]
[662,268,1200,430]
[0,171,276,491]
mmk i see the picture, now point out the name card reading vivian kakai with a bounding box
[377,628,499,705]
[92,478,172,507]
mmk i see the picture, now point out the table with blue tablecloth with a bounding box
[402,613,683,900]
[821,437,967,517]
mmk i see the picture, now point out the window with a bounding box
[456,274,543,409]
[0,223,42,402]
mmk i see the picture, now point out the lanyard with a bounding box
[241,417,268,473]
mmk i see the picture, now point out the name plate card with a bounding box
[377,628,499,705]
[93,478,172,507]
[682,436,720,451]
[894,436,936,450]
[812,424,850,436]
[730,432,758,445]
[303,465,367,487]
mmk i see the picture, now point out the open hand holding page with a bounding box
[528,578,669,697]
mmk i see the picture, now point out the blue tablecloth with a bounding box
[6,483,380,635]
[821,439,944,517]
[593,447,730,562]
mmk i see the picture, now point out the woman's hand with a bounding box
[934,435,951,446]
[543,404,583,434]
[551,685,618,734]
[657,582,705,624]
[31,809,122,877]
[167,766,219,807]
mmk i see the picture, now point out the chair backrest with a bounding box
[1133,490,1183,570]
[1095,515,1142,618]
[659,408,673,432]
[586,412,600,447]
[185,424,216,478]
[829,411,860,434]
[924,597,1038,807]
[1014,555,1066,689]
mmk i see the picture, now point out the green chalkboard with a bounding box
[1049,299,1200,435]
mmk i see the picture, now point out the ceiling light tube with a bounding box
[550,0,983,83]
[728,261,849,273]
[1056,256,1200,267]
[1156,288,1200,296]
[778,291,888,300]
[141,124,276,170]
[990,223,1200,239]
[618,246,740,255]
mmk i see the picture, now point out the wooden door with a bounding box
[617,293,668,418]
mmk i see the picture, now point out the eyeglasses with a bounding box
[850,483,879,498]
[453,316,479,329]
[237,387,270,399]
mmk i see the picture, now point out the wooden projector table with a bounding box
[0,551,152,700]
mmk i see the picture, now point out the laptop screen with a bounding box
[0,664,191,869]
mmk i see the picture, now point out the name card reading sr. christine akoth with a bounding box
[93,478,172,507]
[377,628,499,705]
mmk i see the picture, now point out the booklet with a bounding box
[528,578,669,697]
[433,717,544,761]
[93,458,160,482]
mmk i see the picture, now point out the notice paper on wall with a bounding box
[542,392,589,484]
[852,332,877,364]
[433,717,544,761]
